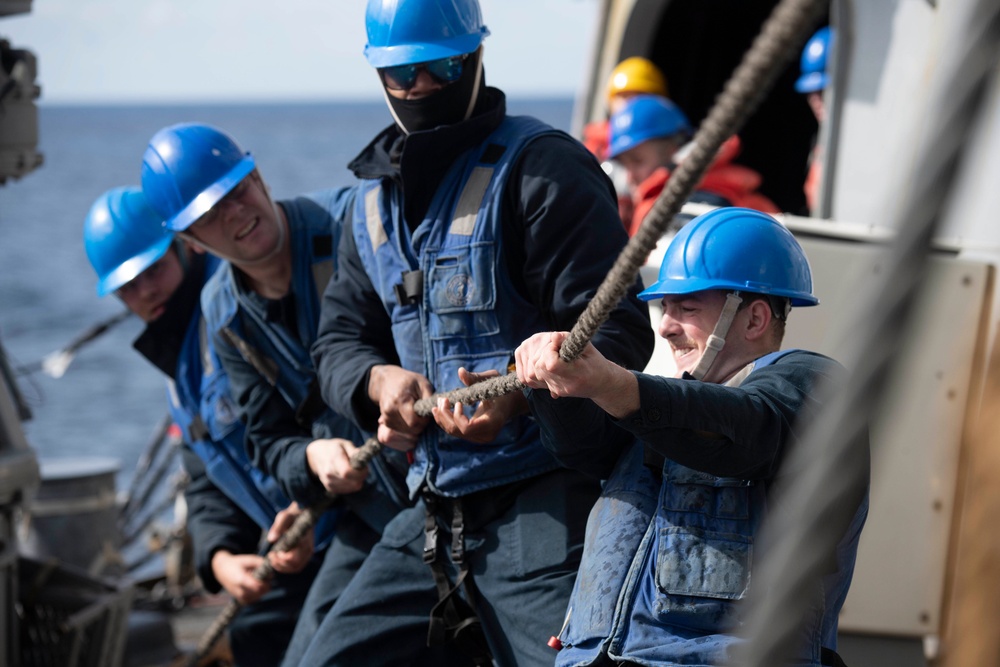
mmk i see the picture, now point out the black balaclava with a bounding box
[384,47,485,135]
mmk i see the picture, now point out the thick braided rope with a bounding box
[186,437,383,667]
[414,0,827,417]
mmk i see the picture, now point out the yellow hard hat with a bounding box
[607,57,668,102]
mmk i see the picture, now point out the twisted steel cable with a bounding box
[736,0,1000,664]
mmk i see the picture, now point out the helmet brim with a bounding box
[638,278,820,307]
[165,155,256,232]
[607,134,645,160]
[364,29,488,68]
[96,235,174,297]
[795,71,828,94]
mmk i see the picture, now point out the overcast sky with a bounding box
[2,0,600,104]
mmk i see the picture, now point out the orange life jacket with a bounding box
[628,136,779,236]
[583,119,610,162]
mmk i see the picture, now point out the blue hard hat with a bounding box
[639,207,819,307]
[141,123,256,232]
[608,95,692,159]
[795,27,833,93]
[83,186,174,297]
[364,0,490,68]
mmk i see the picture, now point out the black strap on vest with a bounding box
[393,269,424,306]
[422,492,493,666]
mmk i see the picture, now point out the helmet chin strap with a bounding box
[690,291,743,381]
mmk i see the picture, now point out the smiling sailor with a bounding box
[139,124,426,666]
[515,207,870,667]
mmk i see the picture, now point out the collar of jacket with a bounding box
[348,87,507,230]
[133,251,207,379]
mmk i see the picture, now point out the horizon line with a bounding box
[36,92,580,108]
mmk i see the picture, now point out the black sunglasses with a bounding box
[378,54,468,91]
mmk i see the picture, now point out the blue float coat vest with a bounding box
[353,115,567,497]
[201,190,409,511]
[201,191,351,428]
[555,350,868,667]
[167,254,337,546]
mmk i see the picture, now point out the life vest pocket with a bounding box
[655,526,752,601]
[661,463,753,520]
[426,243,500,340]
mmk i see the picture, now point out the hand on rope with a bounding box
[431,367,528,444]
[369,363,433,451]
[306,437,369,494]
[515,332,641,419]
[515,332,604,399]
[212,551,272,606]
[267,502,315,574]
[208,503,315,604]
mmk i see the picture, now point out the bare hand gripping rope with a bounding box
[188,0,826,660]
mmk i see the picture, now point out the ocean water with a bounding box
[0,98,575,490]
